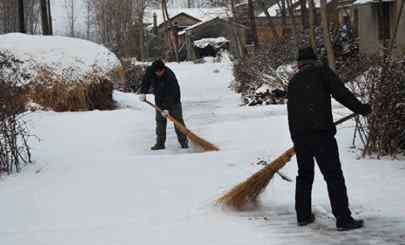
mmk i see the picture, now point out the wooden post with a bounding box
[185,31,196,61]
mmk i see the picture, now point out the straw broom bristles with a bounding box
[217,147,296,210]
[169,115,219,151]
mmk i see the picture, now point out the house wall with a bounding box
[357,2,405,55]
[255,16,303,44]
[357,4,380,54]
[182,19,247,58]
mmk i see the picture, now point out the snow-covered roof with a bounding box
[258,0,333,17]
[193,37,229,49]
[144,8,231,26]
[353,0,394,5]
[0,33,121,85]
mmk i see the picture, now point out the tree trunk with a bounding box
[40,0,50,35]
[320,0,336,70]
[248,0,258,47]
[18,0,26,33]
[286,0,299,46]
[139,23,145,61]
[281,0,287,27]
[308,0,317,50]
[47,0,53,34]
[390,0,405,51]
[300,0,309,29]
[230,0,245,58]
[162,0,179,62]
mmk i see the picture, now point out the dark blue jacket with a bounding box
[140,66,181,109]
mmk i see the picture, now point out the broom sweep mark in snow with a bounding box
[217,113,357,210]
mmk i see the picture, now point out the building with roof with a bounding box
[353,0,405,55]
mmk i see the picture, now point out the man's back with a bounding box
[288,63,336,139]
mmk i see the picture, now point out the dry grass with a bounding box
[26,69,115,112]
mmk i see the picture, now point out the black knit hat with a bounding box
[151,59,165,72]
[297,47,317,61]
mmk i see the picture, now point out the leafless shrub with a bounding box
[0,80,32,174]
[363,56,405,156]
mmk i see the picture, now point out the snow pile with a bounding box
[193,37,229,49]
[0,33,122,86]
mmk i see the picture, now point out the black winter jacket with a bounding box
[287,62,366,139]
[140,66,181,109]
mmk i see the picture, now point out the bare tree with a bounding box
[248,0,258,47]
[18,0,26,33]
[308,0,316,50]
[64,0,77,37]
[286,0,299,46]
[390,0,405,51]
[47,0,53,34]
[230,0,245,58]
[0,0,40,34]
[299,0,309,29]
[40,0,51,35]
[320,0,336,70]
[162,0,180,61]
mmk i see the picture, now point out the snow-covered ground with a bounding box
[1,61,404,245]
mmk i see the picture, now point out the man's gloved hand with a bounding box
[161,110,169,118]
[139,94,146,102]
[360,103,371,116]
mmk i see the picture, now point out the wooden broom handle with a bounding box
[144,99,192,136]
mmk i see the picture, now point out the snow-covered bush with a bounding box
[0,33,124,111]
[233,25,359,106]
[363,56,405,156]
[232,38,297,106]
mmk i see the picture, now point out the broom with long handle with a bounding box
[144,99,220,152]
[217,113,357,210]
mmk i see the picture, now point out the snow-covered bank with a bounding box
[0,33,122,85]
[1,61,404,245]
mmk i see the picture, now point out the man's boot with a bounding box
[298,213,315,226]
[336,218,364,231]
[180,141,189,149]
[151,143,165,150]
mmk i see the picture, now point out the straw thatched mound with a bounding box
[0,33,124,111]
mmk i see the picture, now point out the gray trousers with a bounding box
[155,103,188,146]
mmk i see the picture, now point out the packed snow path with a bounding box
[1,61,404,245]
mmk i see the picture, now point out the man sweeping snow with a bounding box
[139,60,188,150]
[288,47,371,231]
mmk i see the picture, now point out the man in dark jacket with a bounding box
[139,60,188,150]
[288,47,371,231]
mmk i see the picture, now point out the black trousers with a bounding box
[293,133,352,222]
[155,103,188,146]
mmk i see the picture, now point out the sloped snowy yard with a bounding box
[1,61,404,245]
